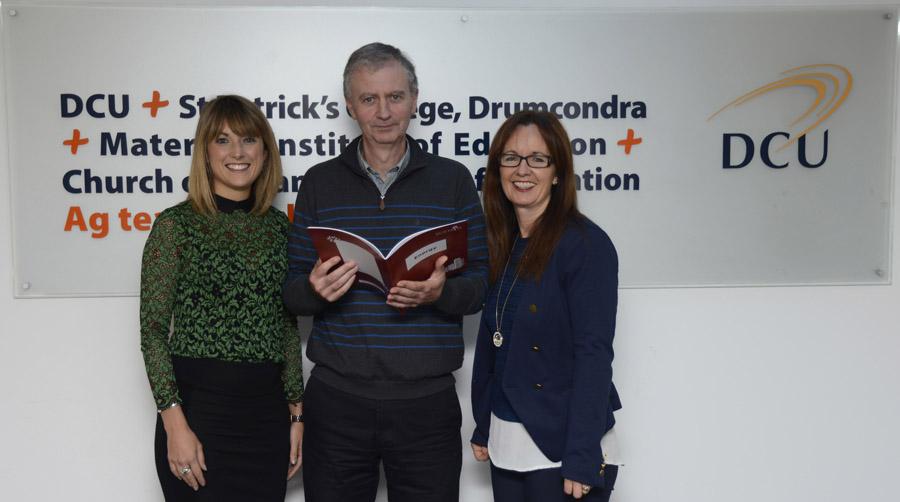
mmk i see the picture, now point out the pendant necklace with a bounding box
[493,236,521,348]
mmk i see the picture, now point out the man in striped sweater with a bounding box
[282,43,488,502]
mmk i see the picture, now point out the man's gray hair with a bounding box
[343,42,419,98]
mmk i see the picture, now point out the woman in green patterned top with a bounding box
[140,95,303,501]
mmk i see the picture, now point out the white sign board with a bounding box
[2,6,896,296]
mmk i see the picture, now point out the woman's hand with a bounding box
[287,422,304,479]
[287,403,304,480]
[160,406,207,491]
[470,443,489,462]
[564,478,592,499]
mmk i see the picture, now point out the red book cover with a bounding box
[307,220,468,295]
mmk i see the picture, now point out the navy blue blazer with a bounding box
[470,217,621,488]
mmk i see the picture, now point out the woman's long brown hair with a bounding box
[483,111,581,283]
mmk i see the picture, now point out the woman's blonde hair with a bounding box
[187,94,282,216]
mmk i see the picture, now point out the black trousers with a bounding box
[154,357,289,502]
[490,463,616,502]
[302,376,462,502]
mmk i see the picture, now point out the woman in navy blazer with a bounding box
[470,111,621,501]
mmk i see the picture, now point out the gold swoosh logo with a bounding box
[708,64,852,150]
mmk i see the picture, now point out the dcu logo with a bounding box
[708,64,852,169]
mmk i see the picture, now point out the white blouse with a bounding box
[487,412,622,472]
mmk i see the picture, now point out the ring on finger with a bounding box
[180,466,192,475]
[582,485,592,494]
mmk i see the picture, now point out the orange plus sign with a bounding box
[617,128,642,155]
[142,90,169,118]
[63,129,89,155]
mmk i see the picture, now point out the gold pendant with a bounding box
[492,331,503,347]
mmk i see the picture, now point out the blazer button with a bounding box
[529,304,538,313]
[531,345,540,352]
[534,383,543,390]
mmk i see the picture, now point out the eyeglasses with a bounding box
[499,153,553,169]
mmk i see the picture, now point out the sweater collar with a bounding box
[339,134,428,179]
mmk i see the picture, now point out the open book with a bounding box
[307,220,468,294]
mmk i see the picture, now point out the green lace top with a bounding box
[140,199,303,409]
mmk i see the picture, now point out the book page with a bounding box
[309,227,385,258]
[386,219,466,258]
[335,239,386,291]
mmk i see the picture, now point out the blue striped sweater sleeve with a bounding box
[282,173,329,316]
[433,167,488,315]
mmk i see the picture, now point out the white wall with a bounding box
[1,1,898,501]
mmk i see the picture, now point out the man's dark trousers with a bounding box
[302,376,462,502]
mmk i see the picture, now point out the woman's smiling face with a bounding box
[499,124,557,223]
[206,122,266,200]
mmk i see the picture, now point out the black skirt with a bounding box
[155,356,289,502]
